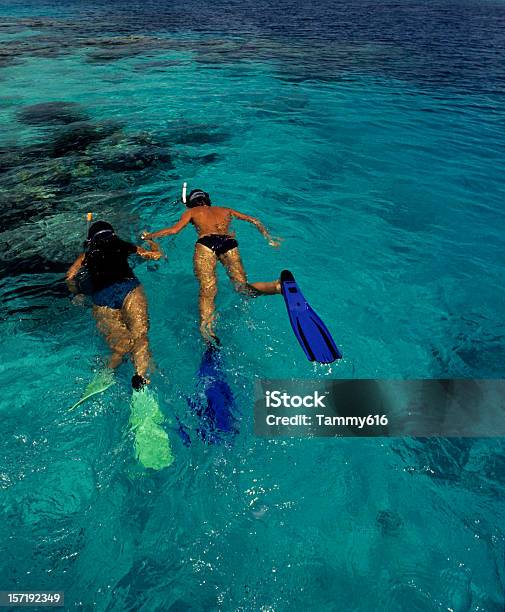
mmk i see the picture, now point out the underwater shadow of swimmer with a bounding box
[181,345,239,445]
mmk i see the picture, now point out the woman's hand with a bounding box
[141,231,152,241]
[71,294,86,306]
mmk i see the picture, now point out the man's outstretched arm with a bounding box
[143,210,192,240]
[230,209,281,247]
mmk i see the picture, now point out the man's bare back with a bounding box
[186,206,236,238]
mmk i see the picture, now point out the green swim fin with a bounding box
[68,368,115,412]
[130,387,174,470]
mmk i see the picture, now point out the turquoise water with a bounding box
[1,2,505,609]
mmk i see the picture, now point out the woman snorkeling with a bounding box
[67,220,161,390]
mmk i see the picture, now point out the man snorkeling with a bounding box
[142,189,281,342]
[67,220,161,390]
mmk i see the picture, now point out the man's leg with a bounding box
[193,243,219,341]
[219,248,280,295]
[122,286,151,379]
[93,305,132,368]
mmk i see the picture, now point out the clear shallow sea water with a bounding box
[0,0,505,609]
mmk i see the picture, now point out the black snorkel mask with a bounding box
[183,184,211,208]
[83,220,115,249]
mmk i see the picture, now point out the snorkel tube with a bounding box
[82,211,93,248]
[86,211,93,236]
[181,182,187,204]
[75,211,95,295]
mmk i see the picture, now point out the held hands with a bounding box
[139,231,164,260]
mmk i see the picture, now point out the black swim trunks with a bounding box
[197,234,238,257]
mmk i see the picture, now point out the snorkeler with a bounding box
[142,189,281,342]
[66,220,162,390]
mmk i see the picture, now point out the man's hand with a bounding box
[141,231,152,241]
[268,237,282,248]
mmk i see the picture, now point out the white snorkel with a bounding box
[181,182,187,205]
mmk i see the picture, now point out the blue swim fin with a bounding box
[187,344,238,443]
[280,270,342,364]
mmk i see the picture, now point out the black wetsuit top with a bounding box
[84,237,137,291]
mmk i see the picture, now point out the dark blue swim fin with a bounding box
[280,270,342,364]
[187,344,238,443]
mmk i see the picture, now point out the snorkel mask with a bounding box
[182,182,211,208]
[83,220,115,249]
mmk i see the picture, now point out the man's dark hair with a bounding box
[186,189,211,208]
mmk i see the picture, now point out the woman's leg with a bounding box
[219,248,280,295]
[93,305,132,368]
[122,286,151,379]
[193,243,218,341]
